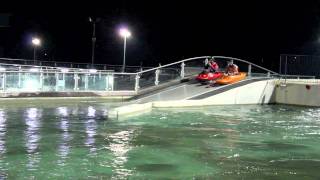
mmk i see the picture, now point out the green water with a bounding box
[0,101,319,179]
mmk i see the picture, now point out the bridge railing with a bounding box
[134,56,282,92]
[0,56,316,94]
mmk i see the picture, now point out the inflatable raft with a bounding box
[216,72,246,85]
[196,71,223,83]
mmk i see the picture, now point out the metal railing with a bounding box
[133,56,279,91]
[0,67,137,92]
[279,54,320,78]
[0,57,153,72]
[0,56,317,94]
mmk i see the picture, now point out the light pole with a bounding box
[119,28,131,72]
[32,37,41,62]
[89,17,100,65]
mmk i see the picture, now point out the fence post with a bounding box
[62,73,66,91]
[279,55,282,74]
[84,74,88,90]
[180,62,185,79]
[55,73,59,91]
[2,73,5,91]
[135,73,140,92]
[285,56,288,84]
[248,64,252,77]
[267,72,270,77]
[18,66,21,88]
[155,69,160,86]
[74,73,79,91]
[40,71,43,91]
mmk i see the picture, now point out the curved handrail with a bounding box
[137,56,211,74]
[213,56,279,75]
[137,56,278,75]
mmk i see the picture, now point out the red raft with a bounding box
[196,71,223,84]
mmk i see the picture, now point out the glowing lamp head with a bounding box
[32,38,41,46]
[119,28,131,38]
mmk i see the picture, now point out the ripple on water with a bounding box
[136,163,177,172]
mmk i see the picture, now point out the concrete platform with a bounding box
[0,91,135,98]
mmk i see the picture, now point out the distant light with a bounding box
[0,67,5,71]
[119,28,131,38]
[29,68,39,72]
[32,38,41,46]
[60,68,69,73]
[89,69,97,73]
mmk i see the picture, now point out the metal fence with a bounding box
[0,57,153,72]
[0,56,315,93]
[0,68,137,92]
[280,54,320,77]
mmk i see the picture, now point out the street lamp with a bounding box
[32,37,41,61]
[119,28,131,72]
[89,17,100,65]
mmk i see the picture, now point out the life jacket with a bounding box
[227,64,239,73]
[209,62,219,71]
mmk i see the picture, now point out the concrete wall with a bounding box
[202,80,276,105]
[110,80,277,118]
[153,80,276,107]
[108,103,153,118]
[108,79,320,119]
[275,82,320,106]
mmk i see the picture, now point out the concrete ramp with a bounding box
[109,78,277,119]
[132,77,270,103]
[132,79,220,103]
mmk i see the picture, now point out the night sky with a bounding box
[1,1,320,70]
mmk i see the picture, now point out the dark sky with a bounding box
[1,1,320,70]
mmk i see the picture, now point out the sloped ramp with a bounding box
[132,77,271,104]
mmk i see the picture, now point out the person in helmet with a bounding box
[203,58,210,71]
[225,61,239,75]
[208,58,219,72]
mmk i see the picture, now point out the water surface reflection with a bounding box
[24,108,42,170]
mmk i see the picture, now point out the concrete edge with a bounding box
[0,96,132,101]
[108,102,153,119]
[0,91,136,98]
[108,99,267,119]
